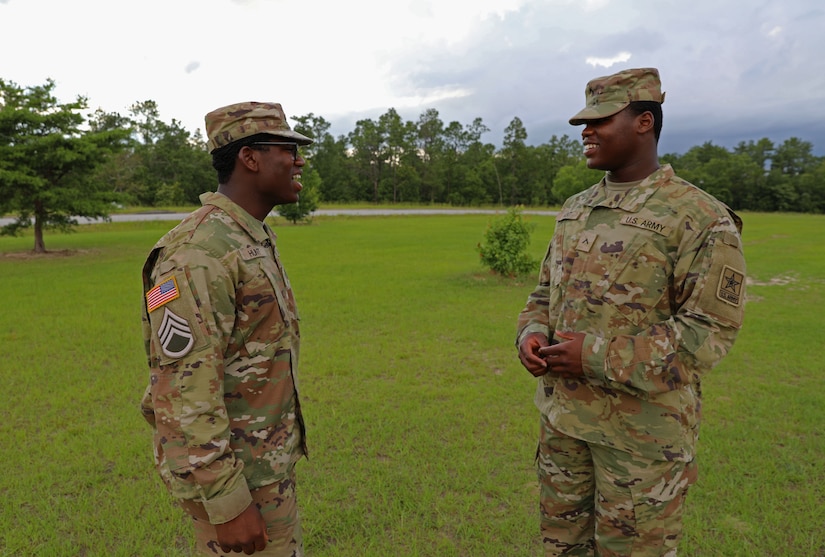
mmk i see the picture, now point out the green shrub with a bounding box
[477,206,537,276]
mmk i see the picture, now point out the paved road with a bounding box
[0,208,558,227]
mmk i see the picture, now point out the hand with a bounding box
[518,332,550,377]
[215,504,268,555]
[539,331,585,377]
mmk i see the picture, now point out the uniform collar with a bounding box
[582,164,674,213]
[199,191,272,244]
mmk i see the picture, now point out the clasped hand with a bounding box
[518,331,585,378]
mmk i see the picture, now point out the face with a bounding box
[252,141,306,206]
[580,108,642,177]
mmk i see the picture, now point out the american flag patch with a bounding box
[146,277,180,313]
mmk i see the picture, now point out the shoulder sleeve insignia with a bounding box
[158,307,195,358]
[717,265,744,307]
[146,277,180,313]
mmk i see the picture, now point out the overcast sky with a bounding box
[2,0,823,155]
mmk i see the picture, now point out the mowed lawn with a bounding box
[0,212,822,557]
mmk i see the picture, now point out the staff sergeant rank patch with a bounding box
[146,277,180,313]
[717,265,744,307]
[158,307,195,358]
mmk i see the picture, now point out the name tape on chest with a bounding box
[620,215,671,236]
[241,245,266,261]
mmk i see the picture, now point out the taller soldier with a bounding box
[517,68,746,556]
[140,102,312,556]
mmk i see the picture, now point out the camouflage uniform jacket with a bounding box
[517,165,746,462]
[140,191,306,524]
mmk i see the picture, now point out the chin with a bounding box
[585,158,606,171]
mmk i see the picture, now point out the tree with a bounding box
[677,144,763,208]
[0,78,129,252]
[415,108,446,203]
[378,108,418,203]
[795,159,825,213]
[534,135,581,205]
[125,100,213,206]
[460,118,498,205]
[294,113,357,202]
[734,137,774,171]
[771,137,817,176]
[551,160,603,202]
[499,117,529,204]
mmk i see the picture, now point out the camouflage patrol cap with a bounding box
[205,101,313,152]
[569,67,665,125]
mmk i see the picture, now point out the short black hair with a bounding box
[626,101,663,143]
[211,133,277,184]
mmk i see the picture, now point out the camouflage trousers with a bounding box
[188,471,303,557]
[537,417,697,557]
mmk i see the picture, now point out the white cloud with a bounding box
[586,52,633,68]
[394,86,473,108]
[583,0,610,12]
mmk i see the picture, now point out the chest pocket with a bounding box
[237,263,287,337]
[570,232,670,327]
[260,261,297,325]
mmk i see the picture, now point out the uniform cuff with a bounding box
[202,475,253,525]
[581,333,608,381]
[516,324,551,348]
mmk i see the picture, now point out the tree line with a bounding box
[297,111,825,213]
[2,78,823,251]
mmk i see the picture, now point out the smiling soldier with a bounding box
[140,102,312,556]
[516,68,746,556]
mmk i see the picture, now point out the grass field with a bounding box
[1,211,823,557]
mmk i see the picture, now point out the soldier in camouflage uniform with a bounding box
[516,68,746,556]
[140,102,313,556]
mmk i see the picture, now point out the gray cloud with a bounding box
[184,61,200,74]
[340,0,825,155]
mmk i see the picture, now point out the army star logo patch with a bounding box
[717,265,744,307]
[158,308,195,358]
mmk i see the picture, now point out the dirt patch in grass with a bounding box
[1,249,88,259]
[746,273,798,287]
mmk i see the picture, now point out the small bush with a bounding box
[277,188,319,224]
[477,206,537,276]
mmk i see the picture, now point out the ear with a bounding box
[636,111,655,135]
[237,145,260,172]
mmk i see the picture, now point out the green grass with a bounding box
[0,212,822,556]
[110,202,520,215]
